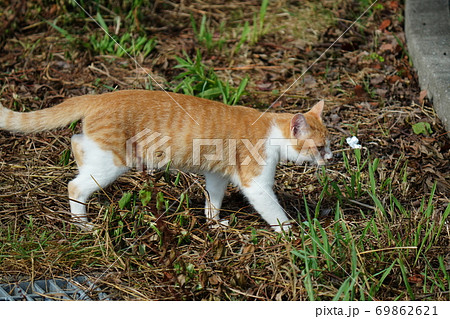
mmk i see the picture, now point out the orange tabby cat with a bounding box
[0,90,332,232]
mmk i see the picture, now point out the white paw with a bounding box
[272,223,292,233]
[209,219,229,230]
[72,217,94,231]
[77,221,95,231]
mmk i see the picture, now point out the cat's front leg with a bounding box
[241,179,292,233]
[204,172,229,227]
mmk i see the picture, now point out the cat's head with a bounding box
[288,100,332,165]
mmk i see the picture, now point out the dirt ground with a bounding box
[0,0,449,300]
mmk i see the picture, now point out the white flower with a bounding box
[346,136,362,149]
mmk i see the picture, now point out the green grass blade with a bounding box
[370,260,396,297]
[398,258,415,300]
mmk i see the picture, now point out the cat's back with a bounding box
[91,90,217,109]
[82,90,275,151]
[88,90,267,132]
[95,89,258,117]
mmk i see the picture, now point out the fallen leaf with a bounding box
[233,271,247,288]
[209,274,220,285]
[419,90,428,104]
[163,271,174,281]
[387,75,401,84]
[177,274,186,286]
[371,63,382,70]
[240,245,255,263]
[48,4,58,15]
[271,100,283,109]
[379,19,391,31]
[370,75,385,85]
[354,85,366,98]
[389,1,399,10]
[257,82,273,91]
[408,274,424,284]
[213,239,225,260]
[376,88,388,98]
[379,43,394,52]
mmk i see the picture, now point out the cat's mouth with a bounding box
[291,152,332,166]
[319,148,333,164]
[305,144,332,166]
[316,140,333,165]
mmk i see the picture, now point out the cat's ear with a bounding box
[291,113,310,139]
[308,100,324,120]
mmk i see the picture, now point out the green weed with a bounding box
[173,50,248,105]
[337,149,369,200]
[367,52,385,63]
[88,12,156,58]
[231,0,269,54]
[47,12,156,58]
[59,149,71,166]
[355,0,384,17]
[250,0,270,44]
[191,15,226,52]
[233,21,251,54]
[296,149,449,300]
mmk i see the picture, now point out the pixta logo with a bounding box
[126,129,172,171]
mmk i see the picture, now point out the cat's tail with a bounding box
[0,95,95,133]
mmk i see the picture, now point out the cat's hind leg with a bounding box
[204,172,229,228]
[69,134,128,229]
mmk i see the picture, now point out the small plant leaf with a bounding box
[139,189,152,207]
[45,19,76,43]
[59,149,71,166]
[412,122,432,135]
[156,191,166,212]
[69,120,79,132]
[95,12,109,31]
[119,192,133,209]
